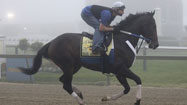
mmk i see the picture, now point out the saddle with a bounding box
[82,32,113,52]
[81,32,114,74]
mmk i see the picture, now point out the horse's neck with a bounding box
[115,21,142,48]
[114,32,139,49]
[127,36,139,48]
[124,29,140,48]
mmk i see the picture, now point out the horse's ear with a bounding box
[151,10,155,16]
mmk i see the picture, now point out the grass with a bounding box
[1,57,186,88]
[131,60,187,87]
[27,60,187,88]
[34,72,61,84]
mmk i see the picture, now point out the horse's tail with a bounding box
[19,42,50,75]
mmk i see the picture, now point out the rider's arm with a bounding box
[99,23,114,31]
[99,10,114,32]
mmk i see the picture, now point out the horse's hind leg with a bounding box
[72,65,83,99]
[59,71,73,94]
[59,66,85,105]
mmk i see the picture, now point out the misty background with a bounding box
[0,0,187,46]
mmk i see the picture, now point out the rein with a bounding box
[120,30,151,43]
[119,30,151,54]
[136,39,144,54]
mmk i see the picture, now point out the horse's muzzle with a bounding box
[149,42,159,49]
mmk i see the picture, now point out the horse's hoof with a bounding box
[79,104,87,105]
[101,96,107,101]
[77,92,83,100]
[134,103,140,105]
[134,99,141,105]
[101,96,110,101]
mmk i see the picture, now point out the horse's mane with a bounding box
[117,12,152,28]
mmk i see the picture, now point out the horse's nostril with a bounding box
[153,44,159,49]
[157,44,159,47]
[156,44,159,48]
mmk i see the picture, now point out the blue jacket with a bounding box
[82,5,115,26]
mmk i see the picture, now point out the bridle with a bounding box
[119,30,152,53]
[120,30,152,42]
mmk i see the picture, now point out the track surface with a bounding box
[0,82,187,105]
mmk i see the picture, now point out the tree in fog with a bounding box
[30,41,43,52]
[18,39,30,54]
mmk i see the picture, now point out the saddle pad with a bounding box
[81,36,113,57]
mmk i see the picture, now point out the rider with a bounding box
[81,1,125,54]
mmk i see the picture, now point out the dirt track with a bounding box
[0,82,187,105]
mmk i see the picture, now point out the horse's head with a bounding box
[118,11,159,49]
[139,11,159,49]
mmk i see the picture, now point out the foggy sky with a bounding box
[183,0,187,25]
[0,0,84,24]
[0,0,186,25]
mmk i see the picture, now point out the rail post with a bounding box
[143,45,147,71]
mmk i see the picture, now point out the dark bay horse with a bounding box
[19,11,159,105]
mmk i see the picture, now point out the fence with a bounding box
[140,46,187,71]
[0,46,187,85]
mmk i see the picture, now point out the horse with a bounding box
[19,11,159,105]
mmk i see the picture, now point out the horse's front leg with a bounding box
[101,75,130,101]
[125,69,142,105]
[102,66,142,105]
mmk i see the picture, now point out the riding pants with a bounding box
[81,12,105,52]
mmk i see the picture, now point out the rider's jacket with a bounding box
[82,5,115,26]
